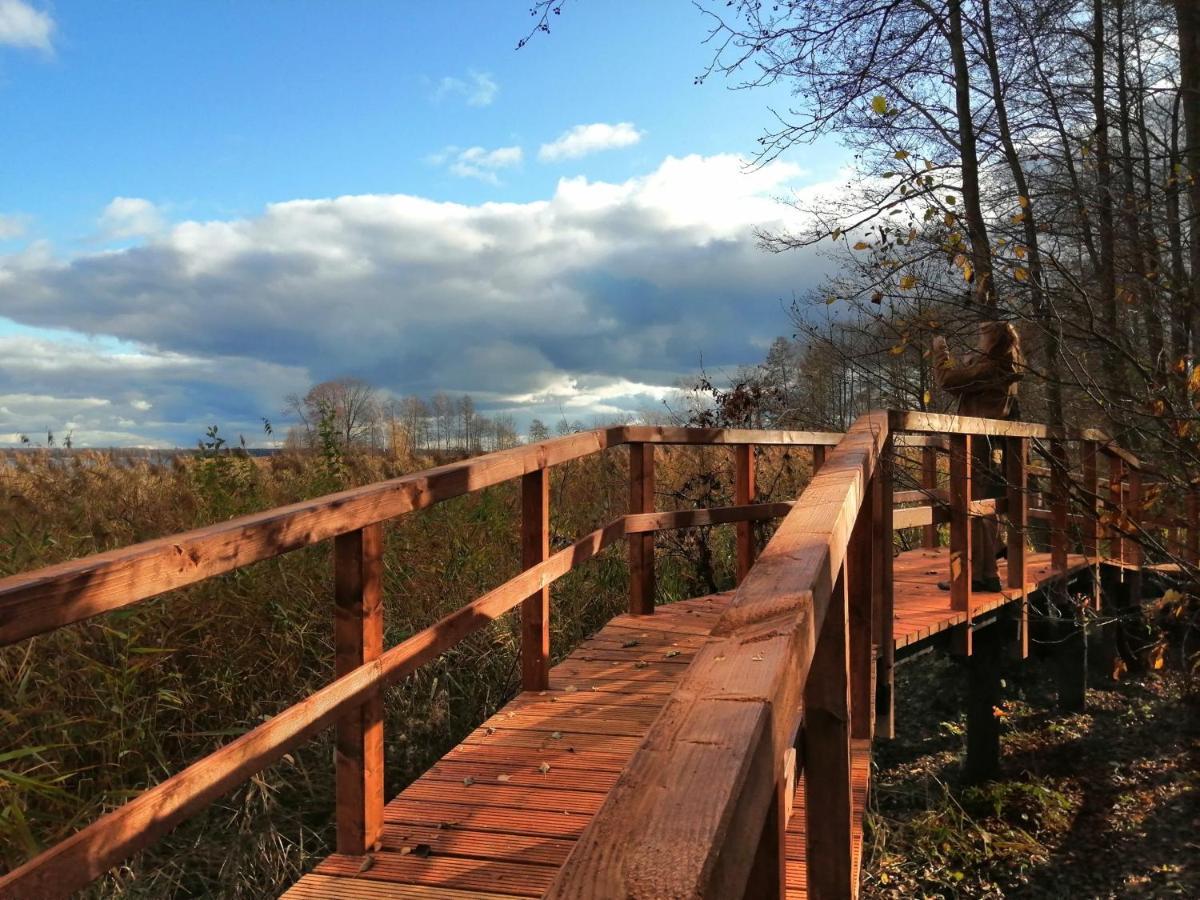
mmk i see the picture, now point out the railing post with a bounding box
[1109,455,1125,563]
[1127,468,1143,603]
[922,444,940,548]
[849,476,874,742]
[735,444,756,584]
[334,523,385,857]
[877,437,895,739]
[1081,441,1101,610]
[804,564,853,899]
[1050,440,1069,575]
[629,442,655,615]
[813,444,826,474]
[743,769,788,899]
[1005,436,1028,658]
[949,432,972,603]
[521,468,550,690]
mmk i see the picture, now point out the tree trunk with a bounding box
[949,0,996,308]
[1177,0,1200,356]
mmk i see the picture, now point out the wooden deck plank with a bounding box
[891,547,1091,650]
[282,596,729,900]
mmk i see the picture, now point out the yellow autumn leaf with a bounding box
[825,296,837,305]
[962,262,973,283]
[946,195,957,205]
[1011,211,1026,224]
[1018,195,1030,208]
[1014,266,1029,282]
[831,227,842,241]
[853,241,870,250]
[1014,245,1027,259]
[894,149,910,160]
[871,95,888,115]
[923,389,932,405]
[890,343,906,355]
[899,274,917,290]
[944,212,955,227]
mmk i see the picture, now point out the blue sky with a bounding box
[0,0,846,446]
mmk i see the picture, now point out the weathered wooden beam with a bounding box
[804,565,854,899]
[736,444,756,584]
[521,468,551,691]
[622,426,843,447]
[0,427,619,646]
[628,443,655,615]
[949,434,972,655]
[1006,437,1029,659]
[922,445,940,548]
[623,502,794,534]
[334,523,385,857]
[0,518,627,899]
[1050,440,1070,575]
[877,438,895,740]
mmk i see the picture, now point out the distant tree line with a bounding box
[284,378,521,454]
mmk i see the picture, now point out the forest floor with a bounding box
[861,649,1199,899]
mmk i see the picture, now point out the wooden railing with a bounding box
[0,424,841,899]
[546,410,1164,899]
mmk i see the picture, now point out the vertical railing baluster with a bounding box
[521,468,550,691]
[877,437,895,739]
[922,444,940,548]
[949,434,972,639]
[813,444,826,474]
[804,562,853,899]
[735,444,756,584]
[849,473,875,742]
[1081,442,1101,610]
[334,523,385,856]
[1109,455,1125,564]
[1127,467,1143,602]
[629,443,655,615]
[1005,436,1029,657]
[1050,440,1069,575]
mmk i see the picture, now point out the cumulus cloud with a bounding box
[539,122,643,162]
[0,0,53,51]
[0,154,834,445]
[431,70,499,107]
[98,197,166,240]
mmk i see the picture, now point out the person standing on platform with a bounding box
[932,320,1024,593]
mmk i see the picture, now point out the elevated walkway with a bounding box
[0,413,1185,899]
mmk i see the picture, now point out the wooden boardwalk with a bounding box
[284,594,870,899]
[287,552,1097,897]
[892,546,1090,649]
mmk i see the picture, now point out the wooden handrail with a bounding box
[0,518,628,898]
[0,424,839,898]
[0,426,842,647]
[546,412,890,898]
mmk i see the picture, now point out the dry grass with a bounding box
[0,442,809,896]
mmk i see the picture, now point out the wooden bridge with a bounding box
[0,410,1191,899]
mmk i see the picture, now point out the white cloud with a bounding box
[431,70,498,107]
[433,145,524,184]
[98,197,166,240]
[0,214,26,240]
[0,0,53,51]
[539,122,643,162]
[0,154,833,445]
